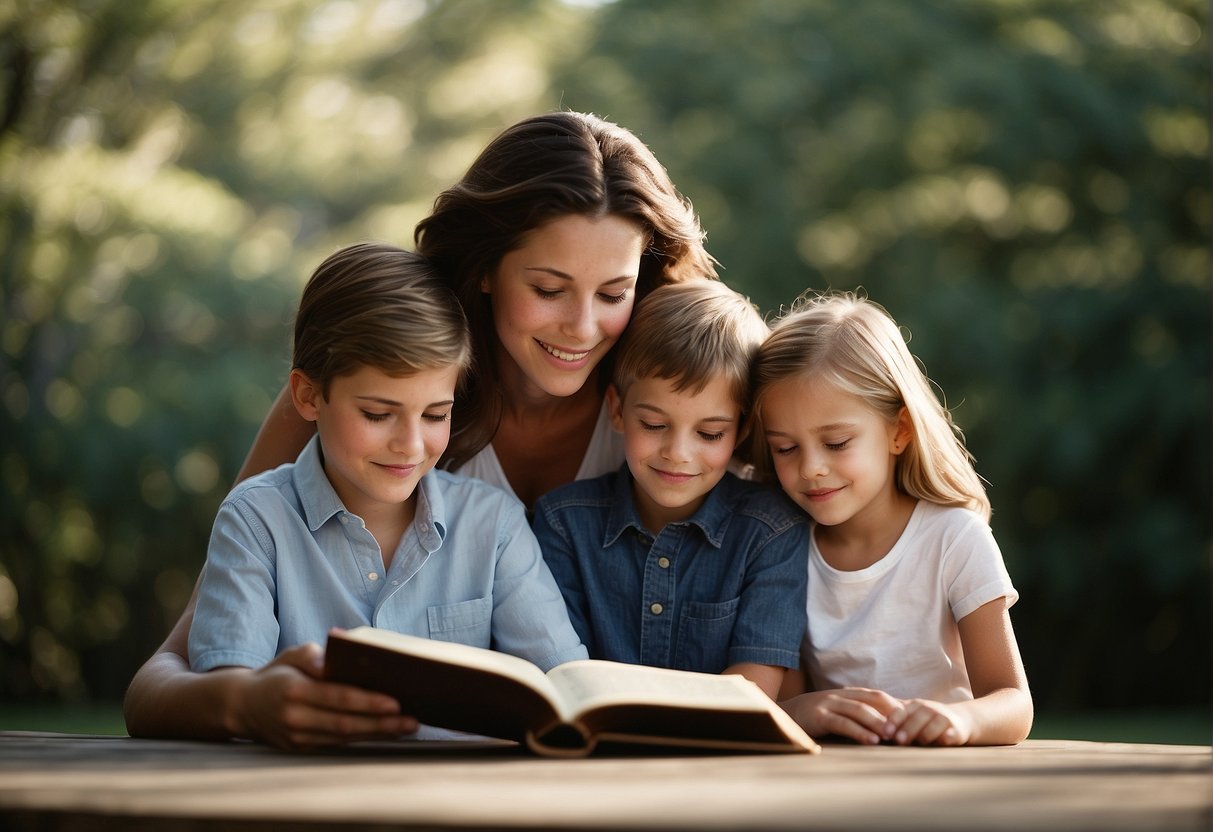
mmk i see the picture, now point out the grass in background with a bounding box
[1029,709,1210,746]
[2,704,127,735]
[0,704,1209,745]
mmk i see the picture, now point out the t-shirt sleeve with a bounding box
[943,513,1018,622]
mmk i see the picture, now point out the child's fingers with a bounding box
[892,702,955,746]
[824,696,892,745]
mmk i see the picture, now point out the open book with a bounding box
[324,627,820,758]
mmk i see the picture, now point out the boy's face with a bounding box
[607,375,741,532]
[291,363,459,522]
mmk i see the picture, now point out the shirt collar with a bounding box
[602,464,733,549]
[293,434,446,551]
[294,435,346,532]
[413,471,447,552]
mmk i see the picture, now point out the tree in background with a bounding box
[1,0,1208,714]
[555,0,1210,711]
[0,0,592,701]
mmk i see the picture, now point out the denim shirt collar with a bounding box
[602,464,733,549]
[293,434,445,551]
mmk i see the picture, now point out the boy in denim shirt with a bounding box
[189,244,586,742]
[532,281,808,698]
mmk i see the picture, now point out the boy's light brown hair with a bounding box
[612,280,769,414]
[293,243,472,396]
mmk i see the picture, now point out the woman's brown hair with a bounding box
[416,111,717,470]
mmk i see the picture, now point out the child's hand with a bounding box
[233,643,418,749]
[882,698,972,746]
[781,687,903,745]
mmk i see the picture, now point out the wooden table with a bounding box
[0,731,1208,831]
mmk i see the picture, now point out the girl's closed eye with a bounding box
[698,430,725,442]
[640,420,666,432]
[824,438,851,451]
[361,410,390,423]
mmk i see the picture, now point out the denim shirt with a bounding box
[532,466,808,673]
[189,435,587,673]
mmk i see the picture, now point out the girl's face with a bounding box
[483,214,644,400]
[761,374,909,535]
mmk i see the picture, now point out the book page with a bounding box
[545,660,769,718]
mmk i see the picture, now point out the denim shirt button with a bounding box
[649,602,664,615]
[657,557,670,569]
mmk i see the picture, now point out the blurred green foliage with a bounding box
[1,0,1208,712]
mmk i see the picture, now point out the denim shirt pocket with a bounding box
[426,596,492,648]
[674,596,740,673]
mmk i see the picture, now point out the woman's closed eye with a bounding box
[597,290,629,305]
[423,411,451,423]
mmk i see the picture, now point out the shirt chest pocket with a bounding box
[426,596,492,648]
[674,596,739,673]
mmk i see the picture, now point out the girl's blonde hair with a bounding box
[752,291,991,521]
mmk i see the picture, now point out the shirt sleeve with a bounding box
[944,513,1019,621]
[727,516,810,669]
[187,497,282,671]
[485,498,589,672]
[531,501,596,655]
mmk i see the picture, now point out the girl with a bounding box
[754,292,1032,746]
[123,112,717,747]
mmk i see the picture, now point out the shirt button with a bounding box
[650,603,663,615]
[368,572,379,581]
[657,557,670,569]
[391,580,399,586]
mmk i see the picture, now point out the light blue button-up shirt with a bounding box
[189,436,587,673]
[533,466,808,673]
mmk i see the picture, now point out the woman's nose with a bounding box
[562,296,597,342]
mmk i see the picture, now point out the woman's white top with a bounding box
[452,400,625,501]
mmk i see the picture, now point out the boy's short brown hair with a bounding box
[292,243,471,396]
[612,280,769,413]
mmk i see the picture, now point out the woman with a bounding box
[123,111,717,748]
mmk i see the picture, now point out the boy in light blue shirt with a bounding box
[189,244,586,689]
[532,281,808,699]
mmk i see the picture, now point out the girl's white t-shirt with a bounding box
[452,400,625,501]
[804,500,1017,704]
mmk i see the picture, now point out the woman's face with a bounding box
[484,214,645,400]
